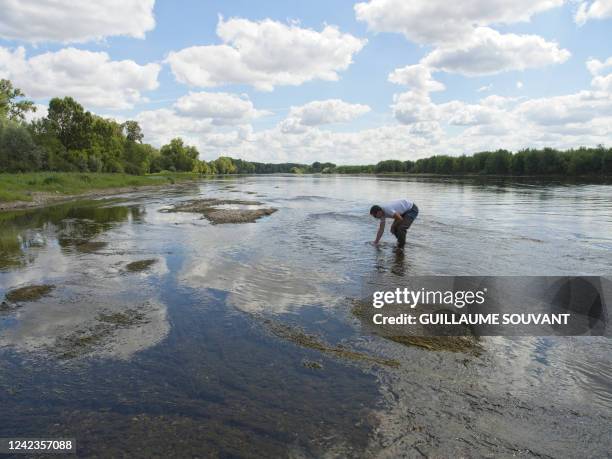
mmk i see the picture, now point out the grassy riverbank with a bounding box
[0,172,201,205]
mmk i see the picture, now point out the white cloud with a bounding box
[392,89,517,127]
[0,46,160,109]
[391,90,439,125]
[130,57,612,165]
[136,108,213,146]
[388,58,612,154]
[421,27,570,76]
[135,90,271,146]
[587,57,612,75]
[166,16,366,91]
[174,91,267,125]
[388,65,445,126]
[478,84,494,92]
[516,81,524,89]
[439,100,505,126]
[575,0,612,25]
[361,1,570,82]
[195,124,440,164]
[280,99,370,134]
[23,103,48,123]
[0,0,155,43]
[516,90,612,126]
[354,0,564,44]
[592,73,612,92]
[388,64,445,92]
[136,91,269,146]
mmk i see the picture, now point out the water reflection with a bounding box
[0,200,167,361]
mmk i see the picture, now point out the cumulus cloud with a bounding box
[391,90,439,125]
[360,1,570,81]
[385,28,568,118]
[0,46,160,109]
[392,89,518,128]
[575,0,612,25]
[354,0,564,44]
[131,55,612,165]
[388,57,612,155]
[196,124,440,164]
[166,16,366,91]
[421,27,570,76]
[135,92,268,145]
[516,90,612,126]
[280,99,370,133]
[388,64,445,92]
[586,57,612,92]
[592,73,612,92]
[587,57,612,75]
[0,0,155,43]
[135,108,213,146]
[174,91,268,125]
[439,100,503,126]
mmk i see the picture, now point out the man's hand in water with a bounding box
[374,218,385,245]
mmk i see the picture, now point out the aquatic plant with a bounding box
[5,284,55,303]
[125,259,158,272]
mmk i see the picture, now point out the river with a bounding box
[1,175,611,457]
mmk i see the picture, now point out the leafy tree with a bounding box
[602,148,612,175]
[375,159,406,173]
[213,156,237,174]
[2,79,610,178]
[122,120,144,143]
[0,121,43,172]
[159,138,199,172]
[0,79,36,122]
[483,150,511,175]
[90,116,125,172]
[231,158,256,173]
[46,97,93,152]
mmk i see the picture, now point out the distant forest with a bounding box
[1,79,611,176]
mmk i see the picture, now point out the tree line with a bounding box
[1,79,610,176]
[334,147,612,176]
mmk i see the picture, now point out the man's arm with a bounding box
[374,218,385,244]
[390,212,403,232]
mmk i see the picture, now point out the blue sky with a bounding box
[1,0,611,163]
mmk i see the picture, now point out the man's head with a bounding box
[370,205,383,219]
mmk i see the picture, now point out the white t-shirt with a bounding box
[381,199,413,218]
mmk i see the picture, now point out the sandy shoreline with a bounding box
[0,182,192,212]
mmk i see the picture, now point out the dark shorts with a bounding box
[391,204,418,248]
[402,204,419,220]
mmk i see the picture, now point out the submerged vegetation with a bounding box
[4,284,55,303]
[386,335,481,354]
[351,300,482,355]
[264,318,400,368]
[52,308,150,360]
[125,259,158,272]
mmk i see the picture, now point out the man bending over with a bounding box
[370,199,419,249]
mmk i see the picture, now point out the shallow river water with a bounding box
[1,175,611,457]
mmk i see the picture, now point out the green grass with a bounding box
[0,172,202,203]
